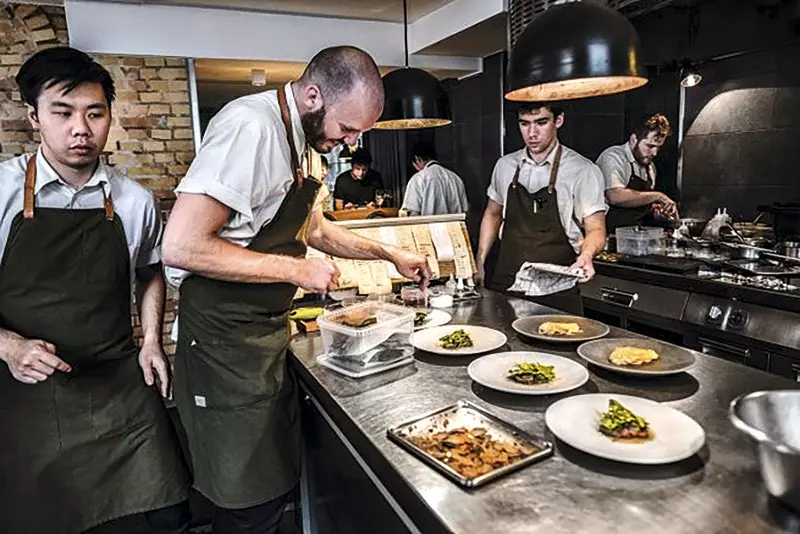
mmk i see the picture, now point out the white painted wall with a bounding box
[64,0,483,73]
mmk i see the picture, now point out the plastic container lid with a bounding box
[318,301,414,336]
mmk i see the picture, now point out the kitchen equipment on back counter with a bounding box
[759,203,800,243]
[730,390,800,511]
[615,226,664,256]
[780,241,800,259]
[670,217,709,238]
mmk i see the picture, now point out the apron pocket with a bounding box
[183,333,290,410]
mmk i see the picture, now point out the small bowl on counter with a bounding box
[730,390,800,511]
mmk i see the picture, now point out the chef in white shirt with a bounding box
[476,101,607,314]
[401,141,468,216]
[161,45,430,534]
[596,113,678,230]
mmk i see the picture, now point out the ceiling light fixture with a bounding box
[680,59,702,87]
[371,0,451,129]
[251,68,266,87]
[506,2,648,101]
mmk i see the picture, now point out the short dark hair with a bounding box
[411,141,436,162]
[351,147,373,166]
[300,45,383,104]
[632,113,671,140]
[16,47,115,110]
[518,101,564,119]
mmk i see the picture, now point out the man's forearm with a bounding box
[0,327,24,364]
[308,218,393,261]
[477,212,502,266]
[135,265,166,346]
[606,188,661,208]
[163,233,303,284]
[580,228,606,259]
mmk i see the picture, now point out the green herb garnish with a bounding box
[599,399,648,433]
[438,329,473,349]
[507,362,556,385]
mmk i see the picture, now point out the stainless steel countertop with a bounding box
[289,291,800,534]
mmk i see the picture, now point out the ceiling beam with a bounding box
[65,0,482,74]
[408,0,507,54]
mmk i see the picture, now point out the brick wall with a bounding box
[0,3,194,354]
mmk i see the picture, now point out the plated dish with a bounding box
[512,315,610,344]
[410,325,507,356]
[468,352,589,395]
[577,338,696,376]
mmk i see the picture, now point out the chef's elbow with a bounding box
[161,226,189,269]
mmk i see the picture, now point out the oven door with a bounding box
[691,335,769,371]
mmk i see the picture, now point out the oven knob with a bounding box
[729,309,748,330]
[707,305,724,324]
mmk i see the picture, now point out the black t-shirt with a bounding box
[333,169,383,206]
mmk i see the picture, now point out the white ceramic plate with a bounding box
[414,309,452,331]
[410,325,507,356]
[468,351,590,395]
[545,394,706,465]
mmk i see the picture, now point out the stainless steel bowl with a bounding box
[730,390,800,511]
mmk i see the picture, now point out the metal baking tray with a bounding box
[387,400,553,488]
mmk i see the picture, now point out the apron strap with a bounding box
[629,161,653,189]
[510,163,522,187]
[547,144,563,194]
[23,155,36,219]
[23,154,115,220]
[277,86,305,187]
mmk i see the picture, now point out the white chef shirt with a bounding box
[165,82,307,287]
[401,161,469,216]
[487,143,607,253]
[0,148,162,280]
[596,142,655,191]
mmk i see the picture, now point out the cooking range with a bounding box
[583,256,800,382]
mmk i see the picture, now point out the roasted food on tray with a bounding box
[608,346,660,366]
[331,310,378,329]
[507,361,556,385]
[538,321,582,336]
[438,329,473,349]
[407,427,537,479]
[599,399,652,441]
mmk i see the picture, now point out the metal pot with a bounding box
[780,241,800,259]
[730,390,800,511]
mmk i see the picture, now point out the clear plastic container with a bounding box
[615,226,664,256]
[317,301,415,359]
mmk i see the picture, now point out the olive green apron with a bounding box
[0,156,189,534]
[605,161,653,231]
[174,86,321,509]
[492,146,583,315]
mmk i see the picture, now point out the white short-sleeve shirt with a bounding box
[487,143,607,253]
[0,148,162,280]
[165,82,306,287]
[401,161,469,216]
[596,142,655,191]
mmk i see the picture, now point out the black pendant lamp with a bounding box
[506,1,648,101]
[371,0,451,129]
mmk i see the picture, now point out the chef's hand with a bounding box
[390,248,432,289]
[474,260,486,287]
[344,202,355,210]
[296,257,341,293]
[654,193,679,220]
[139,341,171,399]
[570,253,596,281]
[5,339,71,384]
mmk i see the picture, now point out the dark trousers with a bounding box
[83,501,190,534]
[211,492,293,534]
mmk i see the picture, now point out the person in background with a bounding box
[320,155,329,181]
[401,141,468,216]
[0,47,189,534]
[333,147,383,209]
[162,46,430,534]
[476,101,607,314]
[596,113,678,230]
